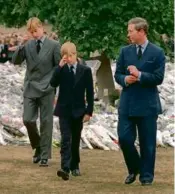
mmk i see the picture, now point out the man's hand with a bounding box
[59,55,68,67]
[22,34,32,44]
[125,75,138,84]
[127,65,140,78]
[83,114,91,123]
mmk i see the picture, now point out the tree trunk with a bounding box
[96,53,115,102]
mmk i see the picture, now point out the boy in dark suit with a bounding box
[50,42,94,180]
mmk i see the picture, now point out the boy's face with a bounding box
[28,26,44,40]
[63,53,77,65]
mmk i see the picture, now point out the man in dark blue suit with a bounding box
[50,42,94,180]
[114,17,165,186]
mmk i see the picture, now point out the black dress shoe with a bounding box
[39,159,48,167]
[33,147,41,163]
[57,169,69,181]
[71,169,81,176]
[33,147,41,164]
[125,174,137,184]
[33,156,41,163]
[141,180,152,186]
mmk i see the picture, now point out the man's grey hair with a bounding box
[128,17,149,34]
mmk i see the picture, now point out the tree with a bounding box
[0,0,57,27]
[0,0,173,99]
[54,0,173,99]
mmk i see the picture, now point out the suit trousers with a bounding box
[59,115,83,172]
[23,91,55,159]
[117,115,158,182]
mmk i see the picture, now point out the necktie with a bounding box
[137,45,142,59]
[70,65,74,74]
[36,40,41,54]
[70,66,75,86]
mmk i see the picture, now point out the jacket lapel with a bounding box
[131,44,138,64]
[137,42,152,69]
[28,38,51,72]
[28,40,39,70]
[38,38,51,62]
[74,61,84,87]
[126,45,138,69]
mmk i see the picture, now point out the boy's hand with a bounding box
[59,55,67,67]
[83,114,91,123]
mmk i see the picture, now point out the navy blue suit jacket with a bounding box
[50,60,94,118]
[114,42,165,117]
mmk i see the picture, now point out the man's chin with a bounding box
[130,40,135,44]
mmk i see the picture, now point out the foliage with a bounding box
[0,0,173,58]
[54,0,174,58]
[0,0,57,27]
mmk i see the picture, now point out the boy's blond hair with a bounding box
[27,17,43,32]
[61,41,77,56]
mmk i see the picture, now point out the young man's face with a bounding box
[28,26,44,40]
[64,53,77,65]
[127,24,144,44]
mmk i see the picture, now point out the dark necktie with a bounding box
[36,40,41,54]
[70,66,75,86]
[137,45,142,59]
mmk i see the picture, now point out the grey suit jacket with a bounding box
[12,37,61,98]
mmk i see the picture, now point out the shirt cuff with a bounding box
[124,77,129,87]
[138,71,141,81]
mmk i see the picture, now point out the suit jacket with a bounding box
[50,60,94,118]
[12,37,61,98]
[114,42,165,117]
[0,44,9,63]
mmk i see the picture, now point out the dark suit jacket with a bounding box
[114,42,165,117]
[12,37,61,98]
[0,44,9,63]
[50,60,94,118]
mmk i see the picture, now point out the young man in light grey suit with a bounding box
[12,17,61,166]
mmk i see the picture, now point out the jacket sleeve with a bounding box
[114,48,127,88]
[12,45,26,65]
[140,49,165,86]
[53,42,61,68]
[50,66,62,88]
[85,67,94,116]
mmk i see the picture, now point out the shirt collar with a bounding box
[68,62,77,69]
[36,36,46,44]
[136,39,149,49]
